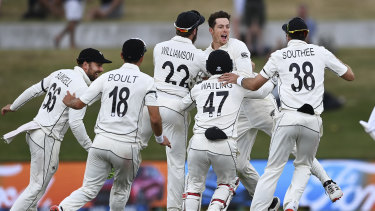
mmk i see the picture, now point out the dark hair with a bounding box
[176,29,194,37]
[289,31,308,41]
[208,11,231,28]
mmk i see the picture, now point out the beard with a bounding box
[192,33,197,44]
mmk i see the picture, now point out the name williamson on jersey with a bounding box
[161,46,195,61]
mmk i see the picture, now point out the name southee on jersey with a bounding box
[282,47,315,59]
[161,46,195,61]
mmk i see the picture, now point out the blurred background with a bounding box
[1,0,375,210]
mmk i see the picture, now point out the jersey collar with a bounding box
[121,63,141,71]
[172,36,193,44]
[74,66,91,86]
[287,39,307,47]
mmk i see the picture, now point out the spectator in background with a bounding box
[298,4,317,44]
[54,0,85,48]
[232,0,245,40]
[88,0,123,20]
[243,0,266,56]
[22,0,62,19]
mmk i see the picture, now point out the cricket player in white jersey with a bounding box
[152,10,207,210]
[49,39,171,211]
[220,17,355,211]
[1,48,111,211]
[206,10,344,208]
[177,50,274,211]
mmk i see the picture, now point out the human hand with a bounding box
[160,136,171,148]
[63,91,77,107]
[219,73,240,85]
[1,104,13,116]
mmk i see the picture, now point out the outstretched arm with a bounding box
[63,91,86,109]
[219,72,268,91]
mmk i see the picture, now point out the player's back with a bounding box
[93,63,155,140]
[270,41,338,114]
[190,75,247,137]
[34,68,87,140]
[153,36,206,97]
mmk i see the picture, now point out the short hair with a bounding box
[289,31,308,41]
[176,29,194,37]
[208,11,231,28]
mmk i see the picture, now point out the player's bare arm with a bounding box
[220,72,268,91]
[63,91,86,109]
[147,105,171,148]
[1,104,14,116]
[341,64,355,81]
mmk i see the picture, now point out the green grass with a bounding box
[0,48,374,162]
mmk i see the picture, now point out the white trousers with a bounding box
[59,134,141,211]
[157,106,190,211]
[11,129,60,211]
[250,111,322,211]
[185,134,238,207]
[236,96,331,200]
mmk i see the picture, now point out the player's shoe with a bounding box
[323,180,343,202]
[284,201,297,211]
[268,196,280,211]
[50,205,62,211]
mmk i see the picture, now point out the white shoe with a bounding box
[284,201,298,211]
[268,196,280,211]
[324,180,343,202]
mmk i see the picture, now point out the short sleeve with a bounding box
[80,75,104,106]
[322,47,348,76]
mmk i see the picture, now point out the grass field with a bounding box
[1,0,375,22]
[0,47,374,162]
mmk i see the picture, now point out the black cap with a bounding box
[77,48,112,64]
[174,10,205,32]
[122,38,147,61]
[206,50,233,75]
[282,17,309,34]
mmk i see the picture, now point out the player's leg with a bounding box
[185,138,210,211]
[59,148,111,210]
[159,107,190,211]
[290,139,343,202]
[250,125,295,211]
[208,138,238,210]
[109,143,141,209]
[235,127,259,197]
[283,126,320,211]
[11,130,60,211]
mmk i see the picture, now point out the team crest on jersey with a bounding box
[241,52,248,58]
[216,66,222,72]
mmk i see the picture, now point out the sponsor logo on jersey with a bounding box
[241,52,248,58]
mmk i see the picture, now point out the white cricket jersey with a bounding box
[260,40,348,114]
[180,75,274,137]
[205,38,253,77]
[10,66,91,142]
[153,36,206,99]
[80,63,157,143]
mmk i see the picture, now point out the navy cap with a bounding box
[206,50,233,75]
[174,10,205,32]
[77,48,112,64]
[122,38,147,61]
[282,17,309,34]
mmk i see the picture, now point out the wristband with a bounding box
[237,76,245,87]
[155,134,164,144]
